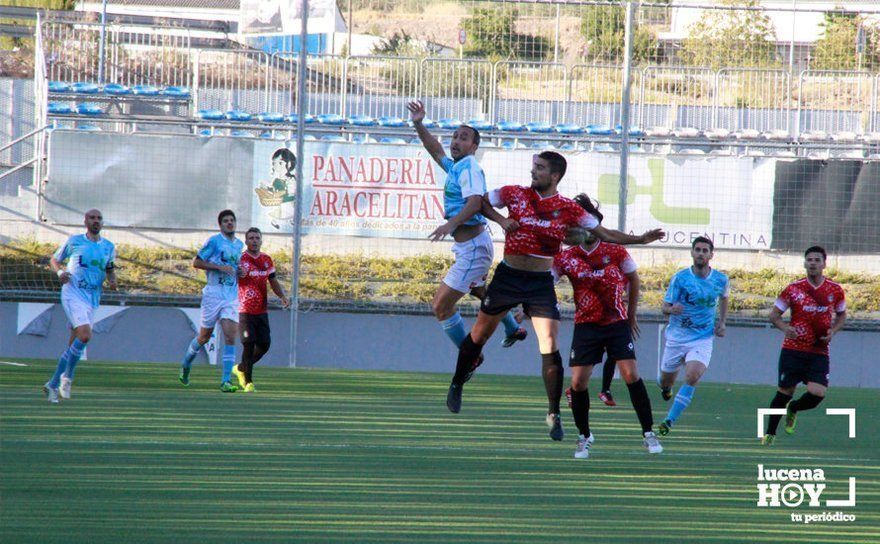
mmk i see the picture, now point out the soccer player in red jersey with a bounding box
[446,151,664,442]
[762,246,846,445]
[233,227,290,392]
[553,197,662,458]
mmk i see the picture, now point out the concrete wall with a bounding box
[2,301,877,388]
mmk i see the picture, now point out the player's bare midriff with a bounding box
[503,253,553,272]
[452,223,485,243]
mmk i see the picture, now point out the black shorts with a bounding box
[480,262,560,320]
[569,320,635,367]
[778,348,829,388]
[239,312,271,345]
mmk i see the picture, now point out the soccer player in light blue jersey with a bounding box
[43,209,117,403]
[178,209,244,392]
[407,100,525,358]
[657,236,729,436]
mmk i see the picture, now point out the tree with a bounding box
[580,3,659,64]
[461,6,549,61]
[812,11,880,71]
[680,0,779,69]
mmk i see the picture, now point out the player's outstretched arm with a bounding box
[407,100,446,166]
[588,225,664,246]
[480,194,519,233]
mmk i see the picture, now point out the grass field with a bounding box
[1,359,878,544]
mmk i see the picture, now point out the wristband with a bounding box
[56,269,66,278]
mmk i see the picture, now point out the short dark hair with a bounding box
[692,236,714,251]
[246,227,262,237]
[538,151,567,180]
[805,245,827,260]
[573,193,603,223]
[218,209,236,225]
[458,124,481,147]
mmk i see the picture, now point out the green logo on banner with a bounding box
[598,158,710,224]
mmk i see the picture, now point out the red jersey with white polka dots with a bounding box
[775,278,846,355]
[238,252,276,314]
[553,242,637,325]
[488,185,599,258]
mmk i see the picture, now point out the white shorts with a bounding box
[61,287,95,329]
[660,337,714,373]
[443,229,494,294]
[200,288,239,329]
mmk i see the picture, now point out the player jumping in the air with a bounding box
[761,246,846,445]
[656,236,729,436]
[554,197,662,457]
[43,209,117,403]
[232,227,290,392]
[178,210,244,392]
[407,100,527,353]
[446,151,664,443]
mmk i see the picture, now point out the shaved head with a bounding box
[84,209,104,237]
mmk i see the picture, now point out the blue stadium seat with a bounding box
[286,113,316,124]
[378,116,407,127]
[259,131,285,139]
[349,115,377,127]
[226,110,252,122]
[497,121,525,132]
[615,126,646,137]
[132,85,160,96]
[678,148,706,155]
[530,140,555,150]
[103,83,131,96]
[466,119,494,131]
[71,82,100,94]
[197,109,225,121]
[585,125,614,136]
[555,124,584,135]
[417,118,437,129]
[480,140,497,148]
[76,103,103,115]
[353,134,377,144]
[526,122,554,133]
[592,144,614,152]
[501,140,525,150]
[161,86,190,98]
[558,142,583,151]
[317,113,347,125]
[48,81,70,93]
[258,112,285,123]
[48,102,73,115]
[321,134,347,142]
[303,134,317,141]
[380,137,407,144]
[231,130,252,137]
[437,118,463,130]
[409,137,423,145]
[198,129,214,137]
[76,124,101,131]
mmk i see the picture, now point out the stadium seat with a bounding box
[807,151,830,160]
[705,128,731,139]
[258,131,286,140]
[258,112,285,123]
[673,127,701,138]
[160,86,190,98]
[197,109,225,121]
[763,129,790,141]
[102,83,131,96]
[349,115,377,127]
[317,113,347,125]
[412,118,437,128]
[380,137,407,144]
[76,124,101,131]
[835,150,864,158]
[744,149,767,157]
[76,103,103,115]
[868,154,880,160]
[48,81,70,93]
[501,140,525,150]
[437,118,463,130]
[646,126,671,137]
[378,116,406,127]
[586,124,615,136]
[321,134,347,142]
[480,140,497,148]
[48,102,73,115]
[832,131,858,142]
[353,134,377,144]
[198,129,214,137]
[708,149,733,156]
[497,121,525,132]
[530,140,555,150]
[678,148,706,155]
[226,110,252,122]
[774,151,797,158]
[466,119,494,131]
[861,132,880,143]
[558,142,584,151]
[71,82,100,94]
[555,124,584,135]
[525,122,554,133]
[286,113,316,124]
[735,129,761,139]
[801,130,828,141]
[132,85,160,96]
[231,130,252,137]
[303,134,317,141]
[615,125,646,137]
[592,143,614,152]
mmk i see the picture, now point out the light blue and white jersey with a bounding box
[664,267,729,344]
[440,155,487,226]
[54,234,116,308]
[197,233,244,299]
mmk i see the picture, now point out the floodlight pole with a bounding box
[617,0,637,232]
[289,0,309,368]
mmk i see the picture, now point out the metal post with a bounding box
[289,0,309,368]
[98,0,108,84]
[554,4,560,63]
[617,0,637,232]
[347,0,352,56]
